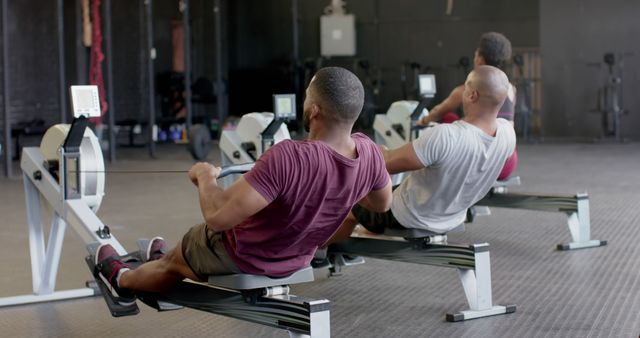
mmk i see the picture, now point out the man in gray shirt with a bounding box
[327,65,516,241]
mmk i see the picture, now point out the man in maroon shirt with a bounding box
[94,67,392,306]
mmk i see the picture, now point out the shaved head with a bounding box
[465,65,509,108]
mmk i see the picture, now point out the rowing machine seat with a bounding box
[208,266,314,290]
[383,223,465,239]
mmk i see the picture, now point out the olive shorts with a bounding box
[181,223,241,281]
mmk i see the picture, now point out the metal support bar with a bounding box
[105,0,116,162]
[39,215,67,294]
[559,195,606,250]
[303,302,331,338]
[57,0,67,123]
[331,236,477,269]
[476,191,607,250]
[0,147,122,307]
[181,0,192,128]
[213,0,226,123]
[477,191,580,212]
[458,247,492,311]
[145,0,156,157]
[2,0,12,177]
[136,279,330,337]
[450,245,515,321]
[21,148,127,253]
[24,173,46,293]
[0,172,100,307]
[291,0,300,101]
[61,149,82,200]
[0,288,97,307]
[74,0,87,85]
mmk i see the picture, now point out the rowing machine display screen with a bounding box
[418,74,436,98]
[70,85,101,118]
[273,94,296,121]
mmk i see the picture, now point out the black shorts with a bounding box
[351,204,405,234]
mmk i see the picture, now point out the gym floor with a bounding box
[0,142,639,337]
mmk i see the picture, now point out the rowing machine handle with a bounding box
[411,123,428,131]
[411,121,439,131]
[218,163,255,178]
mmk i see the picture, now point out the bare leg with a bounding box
[119,240,201,293]
[323,212,359,247]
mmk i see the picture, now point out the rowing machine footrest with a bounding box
[492,176,521,188]
[207,266,314,290]
[84,252,140,317]
[333,254,365,267]
[314,248,328,260]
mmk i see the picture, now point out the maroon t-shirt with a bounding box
[223,133,388,277]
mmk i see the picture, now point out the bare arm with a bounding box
[381,143,424,175]
[358,178,393,212]
[189,163,269,232]
[418,85,464,125]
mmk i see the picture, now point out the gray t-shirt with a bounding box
[391,118,516,232]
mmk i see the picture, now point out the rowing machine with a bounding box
[372,78,604,250]
[373,73,435,150]
[1,86,329,337]
[373,74,434,185]
[86,240,329,338]
[0,87,121,307]
[219,94,296,187]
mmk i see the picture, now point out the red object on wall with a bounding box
[89,0,108,126]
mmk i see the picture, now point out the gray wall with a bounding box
[304,0,539,109]
[1,0,539,129]
[8,1,640,140]
[2,0,541,134]
[111,0,224,123]
[110,0,147,123]
[1,0,60,131]
[540,0,640,139]
[0,0,148,130]
[228,0,539,113]
[0,0,224,131]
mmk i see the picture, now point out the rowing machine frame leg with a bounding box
[288,309,330,338]
[559,195,607,250]
[0,145,126,307]
[476,191,607,251]
[448,245,515,321]
[0,172,98,307]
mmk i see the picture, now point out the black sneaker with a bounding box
[339,254,365,266]
[311,257,331,269]
[95,244,136,306]
[146,237,167,262]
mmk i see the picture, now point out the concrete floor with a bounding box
[0,141,639,337]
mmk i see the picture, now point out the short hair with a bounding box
[309,67,364,122]
[477,32,512,69]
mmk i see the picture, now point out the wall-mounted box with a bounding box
[320,14,356,57]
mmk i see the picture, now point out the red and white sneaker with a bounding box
[95,243,136,306]
[146,237,168,262]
